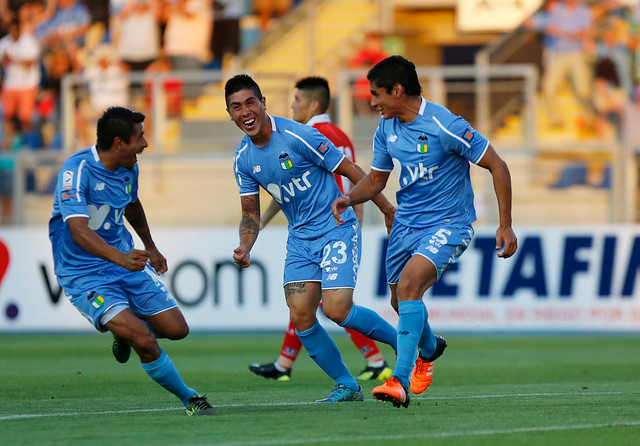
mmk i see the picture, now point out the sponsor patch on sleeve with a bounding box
[62,170,74,190]
[316,141,330,154]
[61,189,77,202]
[462,128,474,143]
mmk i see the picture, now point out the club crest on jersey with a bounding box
[279,152,293,170]
[462,128,474,143]
[417,134,428,153]
[316,141,330,154]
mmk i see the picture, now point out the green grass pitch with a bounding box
[1,332,639,445]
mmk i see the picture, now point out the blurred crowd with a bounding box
[0,0,306,223]
[0,0,308,154]
[526,0,640,140]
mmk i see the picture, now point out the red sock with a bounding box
[344,327,380,359]
[280,320,302,363]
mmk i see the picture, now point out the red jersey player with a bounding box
[249,77,393,382]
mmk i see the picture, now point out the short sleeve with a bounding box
[371,123,394,172]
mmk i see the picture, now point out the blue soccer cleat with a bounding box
[315,384,364,403]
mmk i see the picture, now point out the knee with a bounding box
[396,277,419,302]
[132,331,160,357]
[289,308,315,331]
[321,301,350,325]
[165,324,189,341]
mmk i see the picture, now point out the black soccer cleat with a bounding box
[248,361,291,381]
[112,334,131,364]
[186,395,216,416]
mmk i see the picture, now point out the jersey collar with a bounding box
[306,113,331,127]
[268,114,277,131]
[90,144,100,162]
[419,97,427,116]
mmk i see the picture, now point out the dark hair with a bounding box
[367,55,422,96]
[224,74,263,107]
[595,58,620,87]
[295,76,330,113]
[96,107,145,150]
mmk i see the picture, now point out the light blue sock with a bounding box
[417,305,437,358]
[394,300,425,388]
[340,305,398,352]
[141,349,198,406]
[296,320,358,391]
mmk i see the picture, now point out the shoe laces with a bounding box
[188,395,212,410]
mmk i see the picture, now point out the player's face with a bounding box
[227,88,269,142]
[118,122,147,169]
[291,89,313,124]
[369,81,402,119]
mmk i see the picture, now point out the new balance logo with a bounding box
[94,182,105,191]
[398,331,410,335]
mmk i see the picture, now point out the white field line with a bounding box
[211,421,640,446]
[0,391,633,422]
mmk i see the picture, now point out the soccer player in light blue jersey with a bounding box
[49,107,215,416]
[226,74,398,403]
[332,56,518,408]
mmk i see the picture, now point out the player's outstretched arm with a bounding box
[125,199,167,273]
[476,144,517,258]
[67,217,150,271]
[333,159,395,232]
[234,194,260,268]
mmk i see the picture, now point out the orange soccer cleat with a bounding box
[409,335,447,394]
[372,376,410,408]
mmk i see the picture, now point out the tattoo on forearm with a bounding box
[240,196,260,236]
[285,282,307,296]
[240,214,259,236]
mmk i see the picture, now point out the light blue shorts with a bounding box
[283,222,362,290]
[60,264,177,332]
[385,221,474,284]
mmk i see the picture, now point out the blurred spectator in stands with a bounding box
[349,32,388,115]
[113,0,162,71]
[592,57,627,140]
[0,0,13,38]
[540,0,594,128]
[0,18,41,149]
[162,0,212,70]
[145,53,183,121]
[75,44,130,147]
[36,0,91,71]
[210,0,244,70]
[254,0,291,33]
[594,21,635,101]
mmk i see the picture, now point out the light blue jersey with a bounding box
[49,145,138,278]
[233,115,357,239]
[371,97,489,228]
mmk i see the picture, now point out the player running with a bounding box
[227,74,397,402]
[332,56,518,407]
[49,107,215,416]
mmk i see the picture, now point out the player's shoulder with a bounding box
[62,146,95,170]
[276,115,314,137]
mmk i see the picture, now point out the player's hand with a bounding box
[496,225,517,259]
[147,247,168,274]
[331,196,351,226]
[123,249,150,272]
[233,246,251,268]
